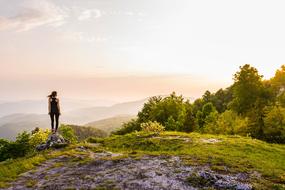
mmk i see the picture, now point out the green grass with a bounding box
[0,145,93,188]
[89,131,285,189]
[1,131,284,189]
[0,153,46,187]
[25,179,37,188]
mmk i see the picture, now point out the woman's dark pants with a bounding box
[50,113,60,131]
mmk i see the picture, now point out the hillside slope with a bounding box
[0,114,50,140]
[85,115,135,134]
[1,132,284,189]
[64,99,145,124]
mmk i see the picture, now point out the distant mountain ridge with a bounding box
[0,99,146,140]
[0,113,50,140]
[85,115,136,134]
[0,96,194,140]
[63,99,146,125]
[0,99,117,118]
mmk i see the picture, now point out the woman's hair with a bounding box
[47,91,57,98]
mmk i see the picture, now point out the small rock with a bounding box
[237,183,252,190]
[36,133,68,151]
[36,144,48,151]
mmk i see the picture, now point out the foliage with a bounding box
[0,128,52,162]
[203,110,249,135]
[29,128,50,148]
[263,106,285,143]
[230,64,264,114]
[64,124,107,141]
[137,92,196,132]
[211,87,233,113]
[0,132,32,161]
[114,64,285,143]
[271,65,285,91]
[270,65,285,106]
[113,119,141,135]
[181,101,197,132]
[114,94,197,134]
[140,92,186,129]
[192,88,233,114]
[196,102,217,129]
[140,121,165,133]
[58,125,78,143]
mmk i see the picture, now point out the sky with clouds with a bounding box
[0,0,285,102]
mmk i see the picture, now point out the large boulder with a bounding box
[36,133,68,151]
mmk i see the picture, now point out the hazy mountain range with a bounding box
[0,99,145,140]
[0,96,194,140]
[62,99,145,125]
[85,115,136,134]
[0,99,117,118]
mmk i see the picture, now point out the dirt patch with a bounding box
[152,136,192,143]
[201,138,222,144]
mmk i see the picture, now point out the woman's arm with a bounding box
[57,99,61,115]
[48,98,51,114]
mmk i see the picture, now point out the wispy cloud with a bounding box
[63,31,109,43]
[0,0,67,32]
[78,9,101,21]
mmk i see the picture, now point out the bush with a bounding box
[0,131,32,161]
[203,110,249,135]
[263,106,285,143]
[29,129,50,148]
[196,103,217,128]
[140,121,165,133]
[58,125,78,143]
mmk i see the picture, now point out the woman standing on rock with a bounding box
[48,91,61,133]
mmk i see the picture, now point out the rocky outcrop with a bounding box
[7,149,253,190]
[36,133,68,151]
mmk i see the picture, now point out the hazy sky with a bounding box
[1,0,285,102]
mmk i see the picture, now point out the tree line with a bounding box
[115,64,285,143]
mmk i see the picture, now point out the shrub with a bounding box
[0,131,32,161]
[203,110,249,135]
[196,103,217,128]
[29,129,50,148]
[58,125,77,143]
[140,121,165,133]
[263,106,285,143]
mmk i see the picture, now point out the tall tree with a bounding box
[230,64,264,115]
[270,65,285,106]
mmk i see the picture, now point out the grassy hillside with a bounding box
[89,132,285,184]
[65,124,108,140]
[0,132,284,189]
[85,115,135,134]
